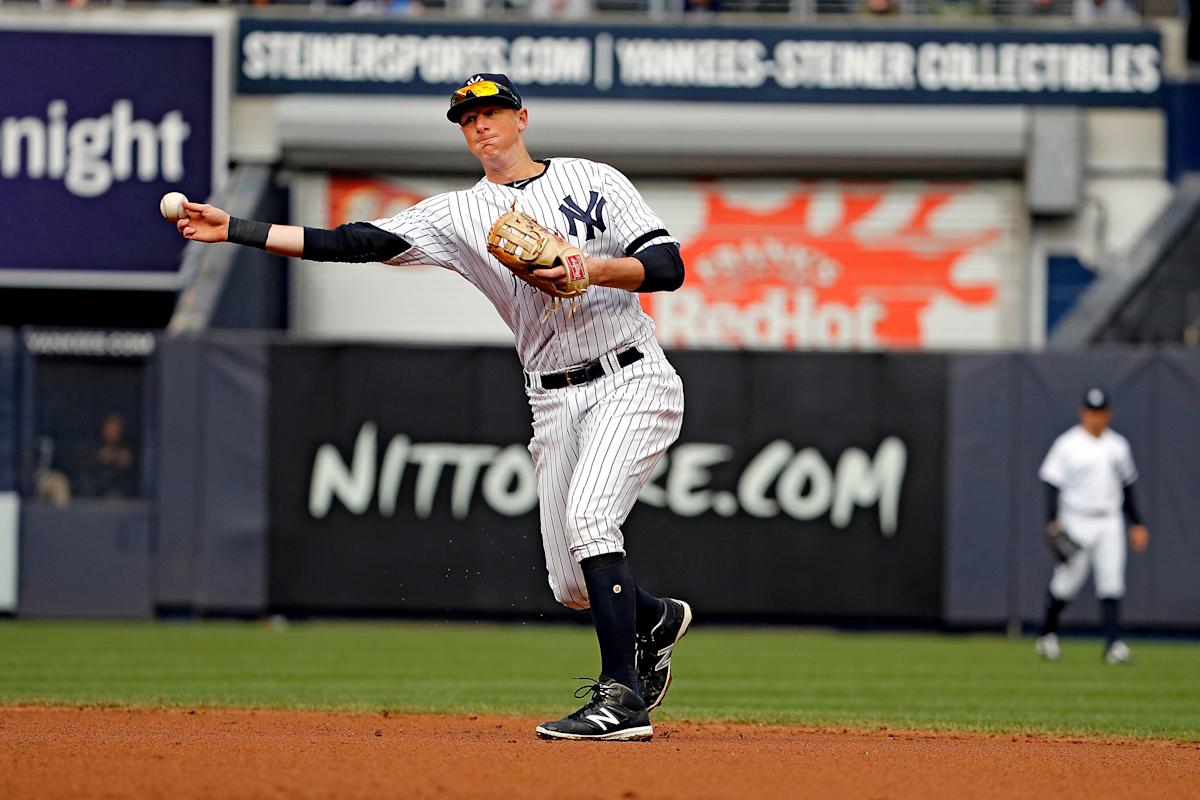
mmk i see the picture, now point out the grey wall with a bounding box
[271,98,1028,177]
[0,329,15,492]
[18,501,153,618]
[155,332,270,614]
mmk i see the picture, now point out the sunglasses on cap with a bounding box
[451,80,516,106]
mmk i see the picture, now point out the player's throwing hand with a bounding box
[177,202,230,243]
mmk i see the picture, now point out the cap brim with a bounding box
[447,96,521,123]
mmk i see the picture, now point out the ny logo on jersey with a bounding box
[559,191,607,241]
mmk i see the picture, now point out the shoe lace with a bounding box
[571,677,606,703]
[567,677,628,719]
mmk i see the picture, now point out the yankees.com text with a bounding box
[308,422,907,535]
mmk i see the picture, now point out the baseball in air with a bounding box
[159,191,189,221]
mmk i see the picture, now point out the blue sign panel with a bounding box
[238,19,1162,107]
[0,31,218,286]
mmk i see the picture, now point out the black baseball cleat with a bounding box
[636,598,693,712]
[535,679,653,741]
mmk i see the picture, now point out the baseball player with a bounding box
[173,74,693,740]
[1034,387,1149,664]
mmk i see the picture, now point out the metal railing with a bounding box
[168,165,274,335]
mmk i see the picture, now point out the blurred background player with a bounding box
[1034,388,1150,664]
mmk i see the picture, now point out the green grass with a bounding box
[0,620,1197,740]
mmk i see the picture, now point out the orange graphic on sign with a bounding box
[645,185,1003,350]
[327,175,427,226]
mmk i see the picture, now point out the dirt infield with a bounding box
[2,707,1197,800]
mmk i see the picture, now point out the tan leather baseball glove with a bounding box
[487,210,590,300]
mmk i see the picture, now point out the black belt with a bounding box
[532,347,643,390]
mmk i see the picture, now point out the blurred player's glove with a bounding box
[1045,521,1082,563]
[487,210,590,300]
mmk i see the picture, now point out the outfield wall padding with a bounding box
[7,334,1194,627]
[18,501,152,618]
[155,334,269,614]
[0,329,16,493]
[268,346,947,621]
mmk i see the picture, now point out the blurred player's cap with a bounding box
[447,74,523,123]
[1083,387,1110,410]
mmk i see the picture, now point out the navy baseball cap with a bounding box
[1083,387,1110,410]
[447,74,523,123]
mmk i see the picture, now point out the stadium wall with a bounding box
[5,335,1198,629]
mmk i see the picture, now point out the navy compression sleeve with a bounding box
[1044,481,1059,524]
[631,242,685,293]
[302,222,411,263]
[1122,484,1143,525]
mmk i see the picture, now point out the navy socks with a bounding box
[1101,598,1121,648]
[580,553,641,692]
[636,587,666,635]
[1042,591,1067,636]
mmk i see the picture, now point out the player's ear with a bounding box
[516,108,528,132]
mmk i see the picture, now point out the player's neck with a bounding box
[481,148,541,186]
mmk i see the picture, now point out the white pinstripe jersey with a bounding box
[370,157,676,373]
[1039,425,1138,516]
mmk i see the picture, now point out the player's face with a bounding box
[458,104,527,161]
[1080,407,1111,435]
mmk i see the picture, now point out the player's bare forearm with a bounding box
[265,225,304,257]
[588,257,646,291]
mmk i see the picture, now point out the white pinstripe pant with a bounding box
[525,337,684,610]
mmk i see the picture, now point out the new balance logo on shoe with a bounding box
[584,707,621,731]
[655,642,676,672]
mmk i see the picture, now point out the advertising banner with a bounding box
[299,174,1022,349]
[239,17,1162,106]
[646,180,1022,350]
[269,344,946,620]
[0,21,229,288]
